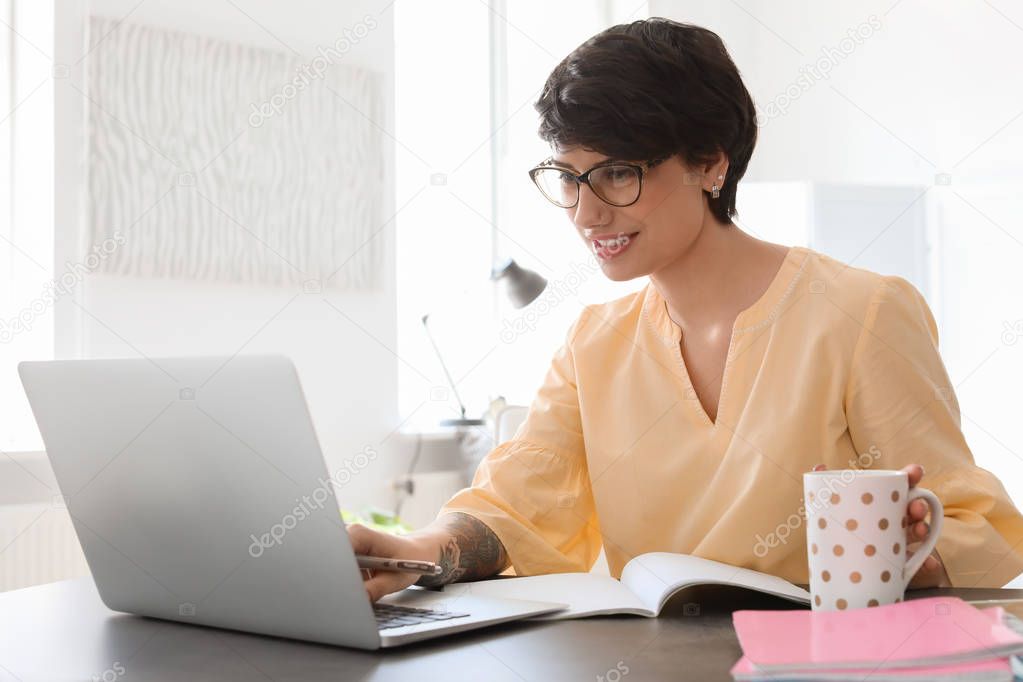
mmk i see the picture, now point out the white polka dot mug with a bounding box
[803,469,943,611]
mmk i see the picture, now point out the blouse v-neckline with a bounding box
[642,246,808,427]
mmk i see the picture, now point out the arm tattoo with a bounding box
[415,512,509,588]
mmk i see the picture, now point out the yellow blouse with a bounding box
[439,246,1023,587]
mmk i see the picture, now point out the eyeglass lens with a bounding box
[532,165,642,207]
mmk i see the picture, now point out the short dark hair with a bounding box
[534,18,757,224]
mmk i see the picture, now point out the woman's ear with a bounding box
[699,153,729,194]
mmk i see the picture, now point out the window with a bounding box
[1,0,54,452]
[394,0,649,429]
[393,1,494,428]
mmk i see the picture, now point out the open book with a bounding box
[438,552,811,620]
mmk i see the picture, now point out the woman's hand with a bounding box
[346,523,440,602]
[811,463,951,588]
[347,512,510,602]
[899,463,953,588]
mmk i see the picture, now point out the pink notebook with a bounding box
[732,597,1023,673]
[730,653,1011,681]
[731,607,1016,681]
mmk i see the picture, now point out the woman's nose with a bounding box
[572,183,611,230]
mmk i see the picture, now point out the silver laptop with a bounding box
[19,355,564,649]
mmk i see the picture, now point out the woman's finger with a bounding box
[901,463,924,488]
[905,520,929,544]
[908,498,928,521]
[907,552,940,588]
[364,571,418,603]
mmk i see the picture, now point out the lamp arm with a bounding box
[421,315,470,419]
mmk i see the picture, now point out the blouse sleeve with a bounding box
[437,308,602,576]
[844,275,1023,587]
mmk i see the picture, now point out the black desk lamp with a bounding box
[421,258,547,427]
[490,258,548,309]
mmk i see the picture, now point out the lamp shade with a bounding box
[491,258,547,309]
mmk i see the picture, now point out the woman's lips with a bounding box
[591,232,638,261]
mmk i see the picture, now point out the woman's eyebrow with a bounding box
[549,159,579,172]
[550,158,617,171]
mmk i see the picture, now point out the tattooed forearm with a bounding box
[415,512,509,588]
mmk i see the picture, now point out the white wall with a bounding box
[52,0,419,515]
[650,0,1023,183]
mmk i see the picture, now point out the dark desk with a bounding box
[2,578,1021,681]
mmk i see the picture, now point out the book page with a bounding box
[438,572,653,619]
[620,553,812,614]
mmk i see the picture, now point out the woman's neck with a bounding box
[649,221,788,330]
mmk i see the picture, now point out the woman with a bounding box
[351,18,1023,601]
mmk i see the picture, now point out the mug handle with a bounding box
[902,486,944,588]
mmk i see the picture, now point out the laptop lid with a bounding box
[19,355,381,649]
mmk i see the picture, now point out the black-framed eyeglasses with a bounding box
[528,156,670,209]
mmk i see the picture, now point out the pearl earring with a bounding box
[711,174,723,199]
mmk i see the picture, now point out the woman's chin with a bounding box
[598,260,647,282]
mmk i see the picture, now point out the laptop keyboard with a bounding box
[373,603,470,630]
